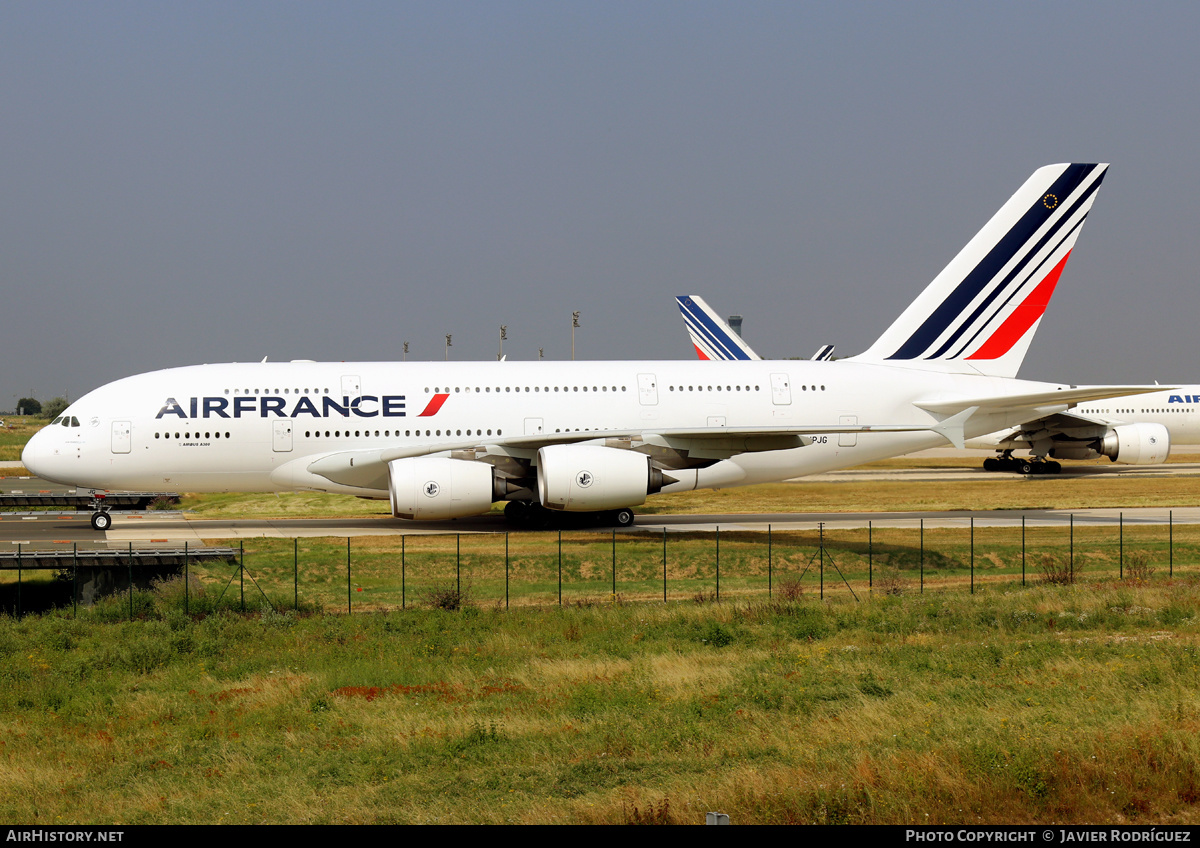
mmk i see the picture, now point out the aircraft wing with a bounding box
[304,385,1169,489]
[914,385,1170,415]
[303,421,935,490]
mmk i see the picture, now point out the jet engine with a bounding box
[1098,423,1170,465]
[537,444,667,512]
[388,457,505,520]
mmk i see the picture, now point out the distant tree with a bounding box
[42,397,69,419]
[17,397,41,416]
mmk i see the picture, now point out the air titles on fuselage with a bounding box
[155,395,407,420]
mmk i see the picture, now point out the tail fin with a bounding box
[675,295,763,361]
[849,163,1109,378]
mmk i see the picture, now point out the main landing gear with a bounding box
[982,452,1061,475]
[504,500,635,529]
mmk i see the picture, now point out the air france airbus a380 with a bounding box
[25,163,1160,531]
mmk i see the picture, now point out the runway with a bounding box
[5,460,1200,548]
[2,506,1197,550]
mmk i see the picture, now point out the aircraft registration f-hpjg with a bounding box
[25,163,1161,531]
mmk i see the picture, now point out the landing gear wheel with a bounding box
[91,511,112,531]
[1018,461,1034,475]
[1046,461,1061,474]
[983,457,1000,472]
[504,500,530,527]
[611,508,635,528]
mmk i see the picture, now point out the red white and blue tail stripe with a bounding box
[675,295,762,361]
[850,163,1109,378]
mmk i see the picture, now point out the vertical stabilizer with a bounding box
[849,163,1109,377]
[675,295,763,360]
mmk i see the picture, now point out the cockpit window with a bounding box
[71,417,80,427]
[52,417,64,425]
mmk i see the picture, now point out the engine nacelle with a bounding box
[537,445,663,512]
[1098,423,1170,465]
[388,457,501,520]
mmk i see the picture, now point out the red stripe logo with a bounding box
[418,393,450,416]
[966,250,1072,361]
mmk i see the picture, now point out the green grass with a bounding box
[1,576,1199,823]
[0,417,41,462]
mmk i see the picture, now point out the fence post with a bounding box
[347,537,352,614]
[505,531,509,611]
[239,541,245,612]
[557,529,562,607]
[1021,515,1026,587]
[456,534,461,596]
[920,519,924,594]
[1170,510,1174,578]
[715,525,720,602]
[868,521,873,592]
[73,542,78,618]
[16,543,21,618]
[401,535,406,610]
[819,522,824,600]
[294,538,298,611]
[1070,514,1074,582]
[184,541,189,615]
[970,516,974,595]
[129,542,134,620]
[662,526,667,603]
[611,528,616,599]
[1119,512,1123,581]
[768,524,772,598]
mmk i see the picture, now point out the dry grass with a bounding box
[4,579,1200,823]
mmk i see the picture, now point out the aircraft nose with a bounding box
[21,427,69,484]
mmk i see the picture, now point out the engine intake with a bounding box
[388,457,503,520]
[537,444,665,512]
[1098,423,1170,465]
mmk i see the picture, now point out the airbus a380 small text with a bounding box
[26,163,1160,530]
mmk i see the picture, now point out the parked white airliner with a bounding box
[26,163,1159,530]
[677,293,1198,474]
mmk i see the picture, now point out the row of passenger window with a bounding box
[227,388,330,395]
[155,432,230,439]
[303,428,503,438]
[428,385,626,394]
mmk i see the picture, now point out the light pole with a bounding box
[571,311,580,360]
[498,325,507,361]
[445,334,452,360]
[403,342,409,362]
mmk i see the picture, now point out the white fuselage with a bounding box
[25,358,1076,499]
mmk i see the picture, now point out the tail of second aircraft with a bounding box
[849,163,1109,378]
[675,295,763,361]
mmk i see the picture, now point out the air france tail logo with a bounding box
[156,395,407,419]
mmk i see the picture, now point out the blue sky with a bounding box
[3,2,1199,408]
